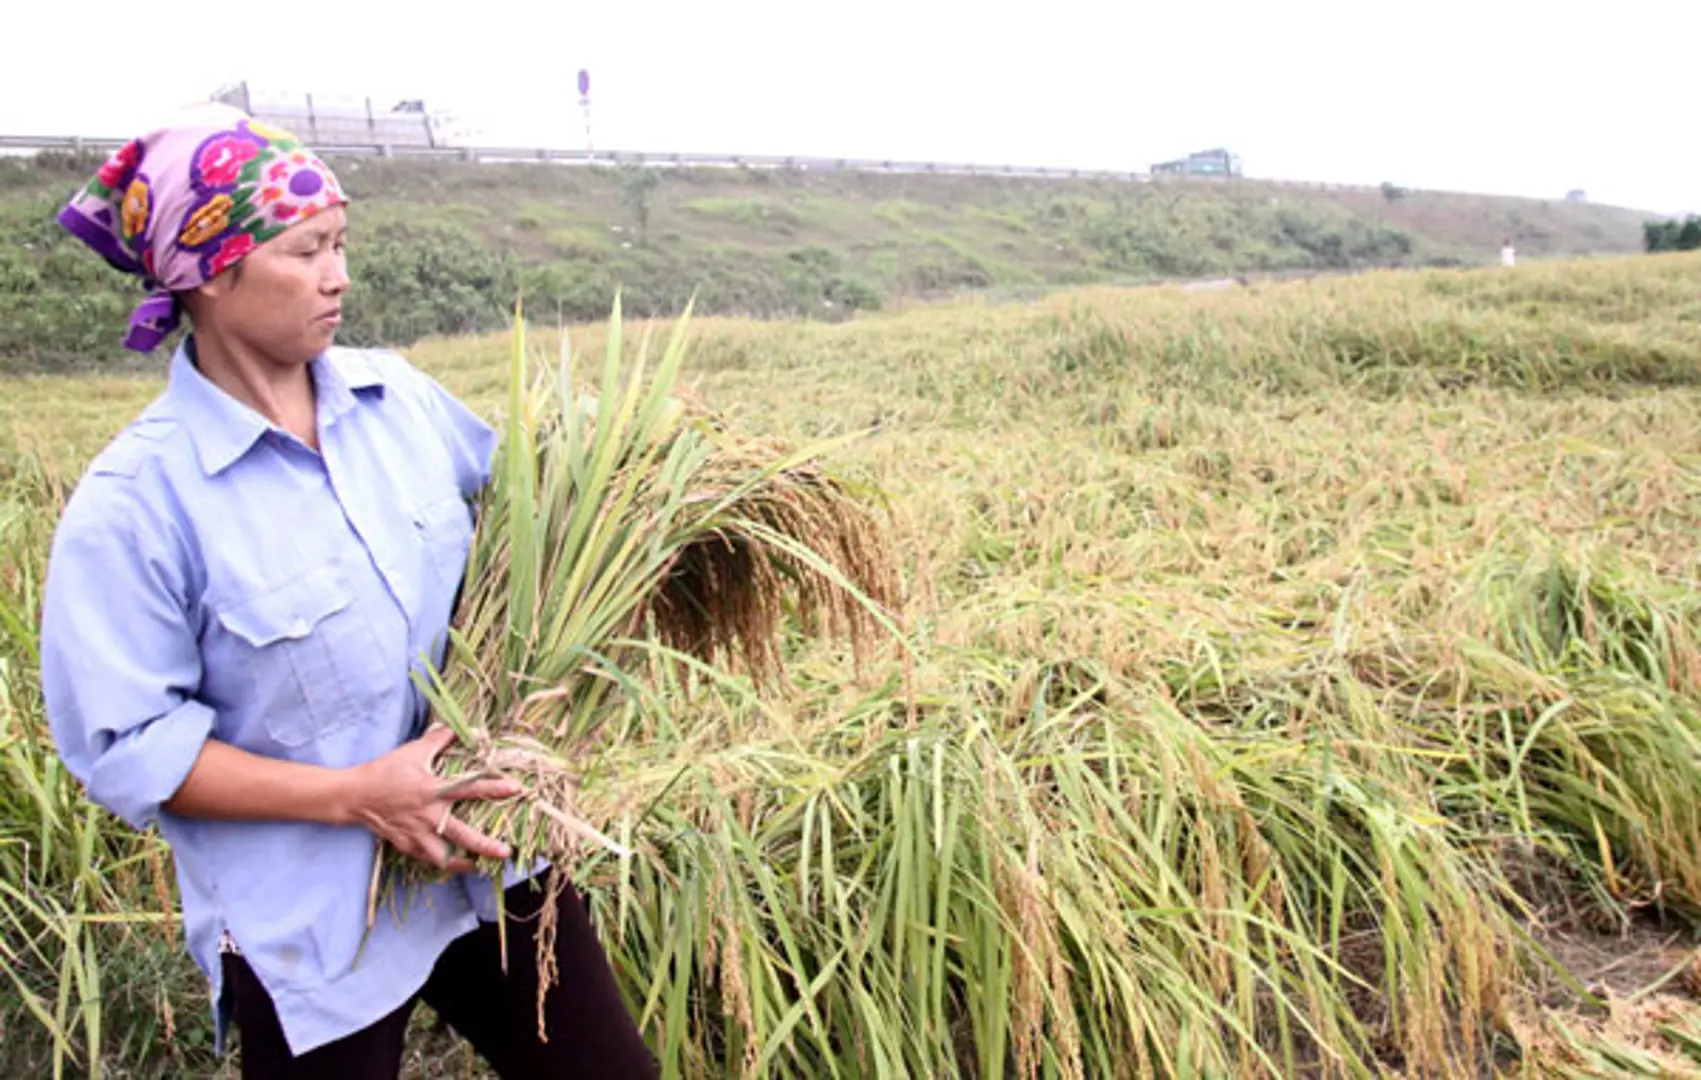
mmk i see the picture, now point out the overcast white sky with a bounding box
[3,0,1695,213]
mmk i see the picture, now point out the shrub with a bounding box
[1645,216,1701,253]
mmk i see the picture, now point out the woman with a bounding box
[39,105,658,1078]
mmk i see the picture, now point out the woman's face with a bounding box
[205,205,350,365]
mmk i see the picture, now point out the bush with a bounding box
[520,262,619,325]
[826,275,883,312]
[337,221,521,346]
[1645,216,1701,253]
[0,202,526,371]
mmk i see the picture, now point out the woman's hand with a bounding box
[346,725,522,875]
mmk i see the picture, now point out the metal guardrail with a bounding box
[0,134,1383,193]
[0,133,1157,181]
[0,135,135,153]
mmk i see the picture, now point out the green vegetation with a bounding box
[5,254,1701,1077]
[1644,216,1701,253]
[0,150,1657,373]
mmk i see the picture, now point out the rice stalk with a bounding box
[375,295,906,1028]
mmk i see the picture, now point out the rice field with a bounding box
[3,253,1701,1078]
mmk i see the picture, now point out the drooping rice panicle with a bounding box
[372,296,905,1024]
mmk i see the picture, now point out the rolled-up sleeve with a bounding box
[39,482,214,832]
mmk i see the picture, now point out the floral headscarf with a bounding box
[57,104,349,352]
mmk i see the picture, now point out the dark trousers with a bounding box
[224,878,659,1079]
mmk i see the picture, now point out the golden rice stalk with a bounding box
[368,295,905,1029]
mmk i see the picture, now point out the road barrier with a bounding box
[0,134,1395,194]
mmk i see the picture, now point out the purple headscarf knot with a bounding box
[57,103,350,353]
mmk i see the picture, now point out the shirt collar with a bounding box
[165,339,388,477]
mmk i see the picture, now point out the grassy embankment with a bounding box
[0,149,1656,372]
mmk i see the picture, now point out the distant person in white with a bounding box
[1500,239,1516,267]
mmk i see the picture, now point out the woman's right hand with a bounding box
[345,725,522,875]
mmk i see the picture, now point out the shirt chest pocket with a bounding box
[212,564,395,749]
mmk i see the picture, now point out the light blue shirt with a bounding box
[39,339,527,1057]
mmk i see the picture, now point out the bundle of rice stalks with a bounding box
[369,296,904,1004]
